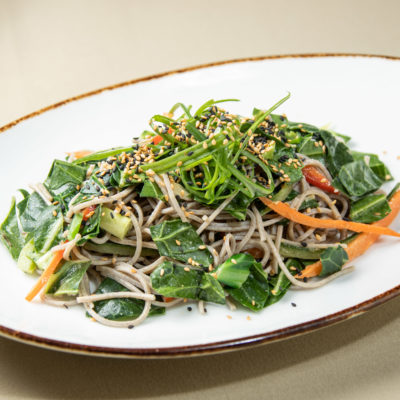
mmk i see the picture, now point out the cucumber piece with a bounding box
[84,242,158,257]
[100,207,132,239]
[17,240,37,274]
[279,242,324,260]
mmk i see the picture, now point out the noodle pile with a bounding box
[36,157,353,328]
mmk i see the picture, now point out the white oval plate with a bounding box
[0,54,399,358]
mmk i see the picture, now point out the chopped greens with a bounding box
[0,96,397,329]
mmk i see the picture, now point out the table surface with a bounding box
[1,1,400,399]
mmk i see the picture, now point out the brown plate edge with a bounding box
[0,52,399,358]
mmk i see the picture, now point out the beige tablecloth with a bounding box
[1,1,399,399]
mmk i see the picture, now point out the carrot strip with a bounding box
[259,197,400,238]
[67,150,93,159]
[25,249,65,302]
[295,190,400,278]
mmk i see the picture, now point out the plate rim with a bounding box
[1,52,399,358]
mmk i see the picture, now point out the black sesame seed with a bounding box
[278,155,289,163]
[280,115,285,121]
[187,307,192,312]
[291,302,297,307]
[187,151,194,156]
[128,325,134,329]
[110,212,115,219]
[301,241,307,247]
[204,308,207,313]
[302,277,308,283]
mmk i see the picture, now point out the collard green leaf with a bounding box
[215,253,253,288]
[265,259,302,306]
[269,142,303,184]
[319,246,348,277]
[140,179,164,200]
[45,160,87,190]
[335,160,382,198]
[151,261,201,299]
[199,273,226,304]
[0,197,25,260]
[17,192,48,232]
[351,151,392,181]
[350,194,391,223]
[226,262,269,311]
[150,219,213,268]
[151,261,225,304]
[320,130,353,176]
[93,278,165,321]
[46,260,91,296]
[279,242,323,260]
[79,205,102,243]
[44,160,87,210]
[297,136,325,159]
[73,175,107,205]
[388,183,400,201]
[223,191,254,221]
[33,207,63,253]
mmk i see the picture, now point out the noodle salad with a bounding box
[1,96,399,328]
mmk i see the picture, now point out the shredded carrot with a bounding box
[295,190,400,278]
[25,248,65,302]
[259,197,400,238]
[67,150,93,159]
